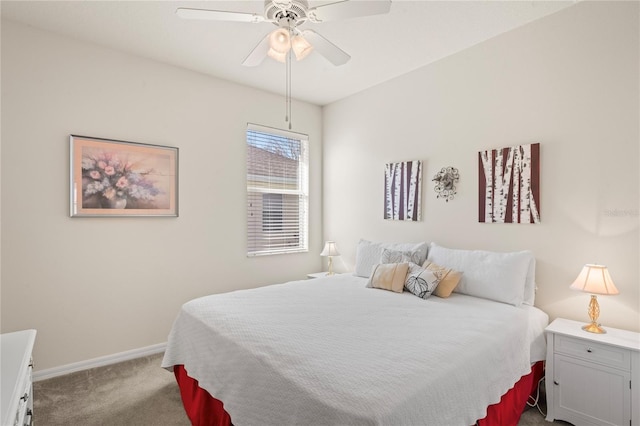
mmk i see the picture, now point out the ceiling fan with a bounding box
[176,0,392,66]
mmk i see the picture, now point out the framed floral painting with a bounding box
[70,135,178,217]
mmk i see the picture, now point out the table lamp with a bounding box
[570,264,619,334]
[320,241,340,276]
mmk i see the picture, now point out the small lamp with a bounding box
[269,28,290,52]
[570,264,619,334]
[291,35,313,61]
[320,241,340,276]
[267,48,287,63]
[267,28,290,63]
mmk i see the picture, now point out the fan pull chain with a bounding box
[285,51,289,125]
[283,23,292,130]
[287,48,292,130]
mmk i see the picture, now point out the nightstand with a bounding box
[545,318,639,426]
[1,329,37,426]
[307,272,329,279]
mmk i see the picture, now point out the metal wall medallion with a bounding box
[432,167,459,202]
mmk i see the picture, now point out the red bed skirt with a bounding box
[477,360,544,426]
[174,361,544,426]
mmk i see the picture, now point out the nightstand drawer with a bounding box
[555,334,630,370]
[16,363,33,426]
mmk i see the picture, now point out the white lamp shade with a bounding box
[320,241,340,257]
[291,35,313,61]
[269,28,291,54]
[267,48,287,63]
[570,264,619,295]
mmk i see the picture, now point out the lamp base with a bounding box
[582,321,606,334]
[326,256,334,276]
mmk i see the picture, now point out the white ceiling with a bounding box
[1,1,575,105]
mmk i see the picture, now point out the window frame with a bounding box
[246,123,309,257]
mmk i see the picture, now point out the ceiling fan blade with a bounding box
[242,34,271,67]
[176,8,266,23]
[308,0,391,23]
[301,30,350,66]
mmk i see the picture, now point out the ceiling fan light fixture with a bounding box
[291,35,313,61]
[269,28,291,54]
[267,47,288,63]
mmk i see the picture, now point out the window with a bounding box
[247,124,308,256]
[262,193,284,232]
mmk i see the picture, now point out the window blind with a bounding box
[246,123,309,256]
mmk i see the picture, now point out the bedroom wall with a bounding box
[0,20,323,370]
[322,1,640,332]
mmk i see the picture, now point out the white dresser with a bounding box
[1,330,37,426]
[545,318,639,426]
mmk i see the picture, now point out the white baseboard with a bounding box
[33,342,167,382]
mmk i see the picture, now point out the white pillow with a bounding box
[380,248,423,265]
[524,257,536,306]
[426,243,532,306]
[354,240,428,278]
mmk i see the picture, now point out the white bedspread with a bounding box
[162,274,547,426]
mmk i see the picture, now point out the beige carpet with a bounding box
[34,353,568,425]
[34,353,188,426]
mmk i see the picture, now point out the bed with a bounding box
[162,242,548,426]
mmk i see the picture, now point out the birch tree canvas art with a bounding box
[384,160,422,221]
[478,143,540,223]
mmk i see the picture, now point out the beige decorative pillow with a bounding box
[366,263,410,293]
[422,260,462,298]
